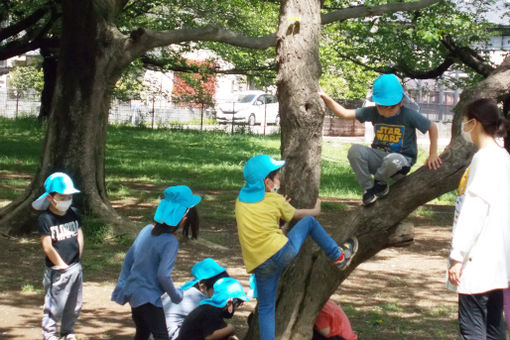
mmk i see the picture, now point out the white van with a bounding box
[215,91,279,126]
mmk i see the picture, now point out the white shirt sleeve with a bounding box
[450,191,489,262]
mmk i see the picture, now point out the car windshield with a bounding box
[234,94,256,103]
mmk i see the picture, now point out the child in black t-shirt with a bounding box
[177,277,249,340]
[32,172,83,340]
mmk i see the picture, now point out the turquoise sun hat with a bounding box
[181,258,227,290]
[371,74,404,106]
[199,277,250,308]
[32,172,80,211]
[238,154,285,203]
[154,185,201,226]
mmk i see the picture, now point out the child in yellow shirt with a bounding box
[235,154,358,340]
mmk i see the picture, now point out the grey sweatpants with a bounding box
[42,262,83,339]
[347,144,412,191]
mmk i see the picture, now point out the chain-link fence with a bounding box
[0,88,40,118]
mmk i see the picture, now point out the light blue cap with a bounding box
[238,154,285,203]
[371,74,403,106]
[32,172,80,211]
[199,277,250,308]
[181,258,227,290]
[154,185,201,226]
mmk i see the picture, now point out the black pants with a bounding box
[131,303,169,340]
[458,289,506,340]
[312,329,346,340]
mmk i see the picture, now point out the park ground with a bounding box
[0,118,471,339]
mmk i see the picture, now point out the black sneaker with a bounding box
[362,189,377,205]
[335,237,359,270]
[373,180,389,198]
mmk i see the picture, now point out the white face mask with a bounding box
[55,199,72,212]
[271,184,280,193]
[461,119,474,144]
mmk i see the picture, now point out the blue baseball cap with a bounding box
[371,74,403,106]
[238,154,285,203]
[32,172,80,211]
[154,185,201,226]
[199,277,250,308]
[181,258,227,290]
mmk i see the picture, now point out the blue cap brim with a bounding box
[154,194,201,226]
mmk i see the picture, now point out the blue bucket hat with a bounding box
[154,185,201,226]
[32,172,80,211]
[238,154,285,203]
[199,277,250,308]
[371,74,403,106]
[181,258,227,290]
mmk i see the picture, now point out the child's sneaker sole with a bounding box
[335,237,359,270]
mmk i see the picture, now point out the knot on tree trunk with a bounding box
[386,221,414,248]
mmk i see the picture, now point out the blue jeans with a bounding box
[254,216,341,340]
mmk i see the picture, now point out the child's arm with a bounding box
[205,324,235,340]
[424,122,442,170]
[293,199,321,219]
[319,91,356,119]
[158,242,183,303]
[77,228,84,259]
[40,235,68,269]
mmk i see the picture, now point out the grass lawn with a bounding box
[0,117,463,339]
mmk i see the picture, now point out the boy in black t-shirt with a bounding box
[32,172,83,340]
[177,277,249,340]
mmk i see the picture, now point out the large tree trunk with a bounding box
[38,47,58,120]
[245,16,510,340]
[0,1,137,235]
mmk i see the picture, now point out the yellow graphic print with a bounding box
[376,125,403,143]
[457,167,470,195]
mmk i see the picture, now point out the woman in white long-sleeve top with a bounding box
[447,98,510,340]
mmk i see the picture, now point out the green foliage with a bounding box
[320,0,498,90]
[8,65,44,96]
[113,63,145,101]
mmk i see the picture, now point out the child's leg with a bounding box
[287,216,341,261]
[60,263,83,337]
[374,153,411,183]
[254,243,296,340]
[504,286,510,330]
[132,303,169,340]
[42,267,69,339]
[347,144,385,191]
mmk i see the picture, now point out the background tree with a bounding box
[7,64,44,97]
[172,60,216,130]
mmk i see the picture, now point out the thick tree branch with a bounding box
[140,55,275,75]
[321,0,441,25]
[128,26,276,59]
[0,5,50,41]
[0,37,59,61]
[441,35,495,77]
[334,49,456,79]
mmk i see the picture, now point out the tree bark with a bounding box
[244,55,510,340]
[0,1,137,235]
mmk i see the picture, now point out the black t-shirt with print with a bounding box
[38,207,82,267]
[176,304,228,340]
